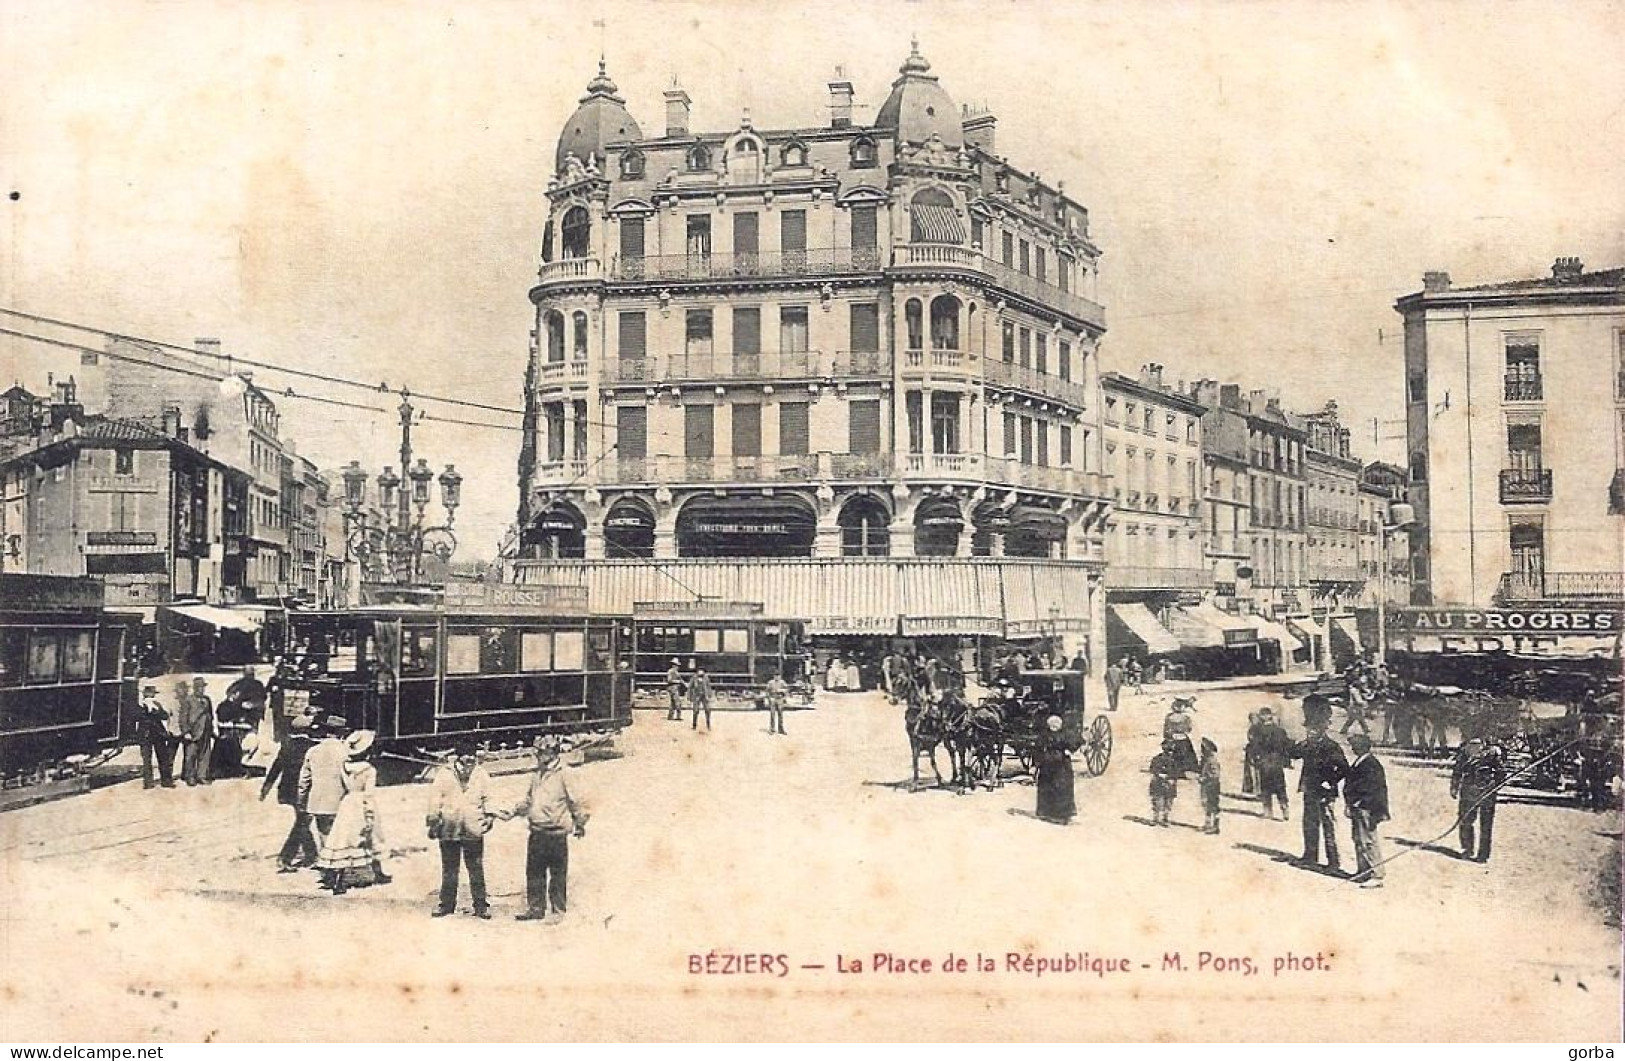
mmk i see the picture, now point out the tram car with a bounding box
[628,600,813,706]
[0,575,139,782]
[279,594,633,769]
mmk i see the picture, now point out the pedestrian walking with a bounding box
[1344,734,1389,888]
[314,731,390,895]
[1242,711,1262,797]
[135,685,177,789]
[688,666,714,730]
[1198,737,1222,834]
[1069,649,1089,674]
[765,672,789,736]
[510,740,588,922]
[298,717,350,879]
[1252,707,1292,821]
[260,714,318,871]
[177,680,213,786]
[1126,658,1144,694]
[1450,737,1505,863]
[1104,660,1123,713]
[664,659,686,721]
[427,750,495,918]
[1033,715,1076,825]
[1290,697,1348,873]
[1162,697,1199,776]
[1340,677,1372,737]
[1148,739,1180,826]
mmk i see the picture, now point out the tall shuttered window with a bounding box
[1003,412,1017,457]
[618,312,645,360]
[616,406,646,461]
[684,404,714,459]
[849,303,880,352]
[732,403,762,457]
[779,402,809,456]
[732,307,761,356]
[1060,426,1073,466]
[781,210,807,253]
[619,217,645,262]
[851,205,877,252]
[733,212,759,257]
[849,400,881,455]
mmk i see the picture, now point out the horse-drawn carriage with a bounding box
[905,669,1112,790]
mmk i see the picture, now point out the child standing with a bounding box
[1149,739,1180,826]
[1199,737,1222,834]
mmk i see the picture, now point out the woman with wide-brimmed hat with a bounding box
[314,730,391,895]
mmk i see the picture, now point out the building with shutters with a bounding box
[514,45,1113,667]
[1396,258,1625,609]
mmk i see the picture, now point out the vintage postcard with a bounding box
[0,0,1620,1043]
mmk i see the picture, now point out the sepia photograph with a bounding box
[0,0,1621,1044]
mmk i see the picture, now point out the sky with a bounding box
[3,0,1622,560]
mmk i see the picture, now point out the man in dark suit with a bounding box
[1343,734,1389,888]
[1290,696,1348,873]
[1104,660,1123,713]
[260,715,318,871]
[1451,737,1506,862]
[177,680,213,786]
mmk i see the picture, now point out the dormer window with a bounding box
[781,141,808,167]
[851,135,877,168]
[687,144,712,172]
[995,169,1009,194]
[619,149,645,179]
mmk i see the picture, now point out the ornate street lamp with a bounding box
[376,466,400,512]
[438,464,463,523]
[341,461,368,511]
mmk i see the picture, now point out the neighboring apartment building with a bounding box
[1190,381,1253,602]
[1396,258,1625,608]
[1301,401,1364,612]
[514,46,1114,663]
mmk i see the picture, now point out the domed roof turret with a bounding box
[873,40,962,149]
[555,61,643,172]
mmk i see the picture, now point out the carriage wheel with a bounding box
[1083,715,1113,776]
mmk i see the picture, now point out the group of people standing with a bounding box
[134,667,268,789]
[259,715,389,894]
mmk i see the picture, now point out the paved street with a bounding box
[0,683,1618,1041]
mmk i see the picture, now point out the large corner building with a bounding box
[513,47,1113,667]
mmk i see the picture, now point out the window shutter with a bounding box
[684,404,714,459]
[1037,421,1049,466]
[732,307,761,355]
[618,312,645,359]
[849,303,880,353]
[1061,426,1073,466]
[1003,412,1017,456]
[781,210,807,253]
[851,205,877,251]
[779,402,809,456]
[619,217,645,261]
[849,400,881,454]
[733,212,759,256]
[732,403,762,457]
[616,406,646,461]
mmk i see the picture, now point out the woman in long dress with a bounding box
[316,730,391,895]
[1033,715,1076,825]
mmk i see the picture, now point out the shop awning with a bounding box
[1168,603,1258,649]
[1008,505,1068,541]
[1109,603,1181,655]
[1245,613,1305,649]
[160,603,262,634]
[106,606,158,624]
[1289,615,1327,647]
[1331,615,1363,653]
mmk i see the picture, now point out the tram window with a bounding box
[722,627,748,654]
[446,634,481,675]
[756,624,781,651]
[0,629,26,687]
[401,628,437,676]
[521,632,553,672]
[588,631,613,670]
[62,632,94,681]
[27,633,60,683]
[478,627,516,674]
[693,628,721,654]
[555,630,584,672]
[96,626,123,681]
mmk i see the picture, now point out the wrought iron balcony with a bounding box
[830,350,890,377]
[890,243,1106,328]
[1497,571,1624,602]
[666,350,822,381]
[611,247,883,282]
[982,357,1091,409]
[1103,565,1212,590]
[1503,374,1543,402]
[1499,467,1552,504]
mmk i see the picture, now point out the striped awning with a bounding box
[1245,614,1305,649]
[910,203,966,244]
[1109,603,1181,656]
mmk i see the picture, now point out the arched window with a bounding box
[781,141,808,167]
[904,299,923,351]
[603,498,656,559]
[561,206,591,259]
[839,495,891,557]
[929,295,960,350]
[572,312,589,360]
[619,149,645,179]
[913,498,963,558]
[544,312,565,364]
[524,501,586,560]
[687,144,712,172]
[850,136,877,168]
[909,187,965,243]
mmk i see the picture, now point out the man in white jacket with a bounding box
[511,740,588,922]
[427,751,495,919]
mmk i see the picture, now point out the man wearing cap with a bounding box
[1290,698,1348,873]
[664,659,685,722]
[135,685,177,789]
[688,666,714,731]
[1343,734,1389,888]
[261,714,318,871]
[511,740,588,922]
[427,750,495,918]
[1252,707,1292,821]
[1451,737,1506,863]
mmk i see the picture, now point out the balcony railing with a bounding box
[982,357,1090,408]
[1497,571,1624,602]
[536,257,601,285]
[606,454,821,486]
[1499,467,1553,503]
[601,357,658,383]
[611,247,884,282]
[534,459,589,483]
[1308,564,1364,584]
[537,359,590,384]
[666,350,822,381]
[830,350,889,377]
[1504,374,1543,402]
[1103,565,1212,590]
[902,347,975,372]
[890,244,1106,328]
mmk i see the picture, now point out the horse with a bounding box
[902,678,949,790]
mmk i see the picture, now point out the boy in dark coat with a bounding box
[1198,737,1222,834]
[1344,734,1390,887]
[1148,740,1180,826]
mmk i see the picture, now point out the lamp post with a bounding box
[341,393,465,589]
[1375,501,1416,668]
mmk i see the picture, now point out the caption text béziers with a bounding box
[687,950,1333,979]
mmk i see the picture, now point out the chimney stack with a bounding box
[162,406,182,438]
[828,71,854,129]
[1422,270,1451,293]
[1220,383,1241,408]
[664,81,691,137]
[1552,256,1584,282]
[962,104,996,153]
